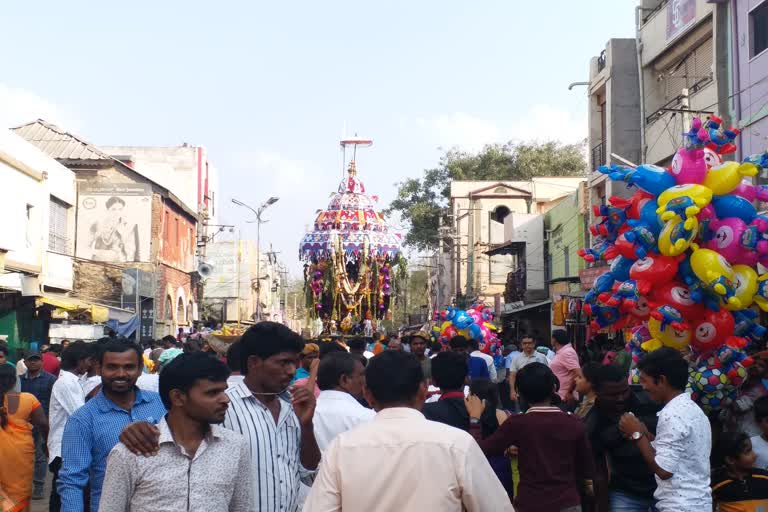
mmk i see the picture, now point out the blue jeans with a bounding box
[609,490,657,512]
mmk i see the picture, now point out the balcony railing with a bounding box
[591,142,605,170]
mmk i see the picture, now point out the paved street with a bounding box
[30,474,52,512]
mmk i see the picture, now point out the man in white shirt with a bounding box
[99,352,252,511]
[469,338,497,382]
[508,336,548,403]
[314,352,376,450]
[619,347,712,512]
[224,341,245,389]
[303,351,514,512]
[47,344,89,512]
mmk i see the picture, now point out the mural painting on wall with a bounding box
[76,183,152,262]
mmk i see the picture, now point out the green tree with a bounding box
[387,140,587,250]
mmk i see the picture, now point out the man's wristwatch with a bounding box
[631,431,644,441]
[469,418,481,425]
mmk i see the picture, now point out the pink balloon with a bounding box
[706,217,748,264]
[670,147,707,185]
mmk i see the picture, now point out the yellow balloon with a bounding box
[656,184,713,221]
[642,311,691,352]
[725,265,758,311]
[690,247,740,307]
[657,216,698,256]
[457,329,469,337]
[703,161,758,195]
[754,273,768,312]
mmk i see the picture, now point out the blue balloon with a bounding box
[611,256,636,282]
[599,164,676,196]
[468,323,483,341]
[712,195,757,223]
[638,199,663,236]
[452,311,474,330]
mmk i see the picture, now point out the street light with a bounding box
[232,196,280,321]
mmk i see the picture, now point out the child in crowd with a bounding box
[572,362,600,419]
[751,396,768,471]
[711,431,768,511]
[466,362,594,512]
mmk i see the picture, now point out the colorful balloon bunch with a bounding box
[581,116,764,410]
[433,304,503,366]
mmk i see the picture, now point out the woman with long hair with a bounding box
[0,364,48,512]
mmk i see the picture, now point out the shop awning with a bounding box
[500,299,552,316]
[36,294,110,323]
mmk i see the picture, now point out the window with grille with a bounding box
[48,197,69,253]
[663,38,713,99]
[753,2,768,57]
[646,36,714,117]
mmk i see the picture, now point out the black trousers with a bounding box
[49,457,62,512]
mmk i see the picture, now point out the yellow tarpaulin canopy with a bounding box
[36,295,109,323]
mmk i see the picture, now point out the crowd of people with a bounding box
[1,325,768,510]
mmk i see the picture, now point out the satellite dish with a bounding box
[197,262,214,278]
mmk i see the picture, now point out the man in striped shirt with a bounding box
[120,322,321,512]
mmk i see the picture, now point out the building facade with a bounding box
[731,0,768,161]
[0,128,78,353]
[586,38,640,234]
[14,120,200,340]
[638,0,723,165]
[447,177,585,307]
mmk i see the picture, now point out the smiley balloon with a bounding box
[649,281,705,320]
[690,309,735,356]
[725,265,758,311]
[642,305,691,352]
[670,147,707,185]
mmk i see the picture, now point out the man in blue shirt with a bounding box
[58,339,166,512]
[448,336,490,380]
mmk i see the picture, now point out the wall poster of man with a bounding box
[76,183,152,262]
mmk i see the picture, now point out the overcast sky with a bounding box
[0,0,636,275]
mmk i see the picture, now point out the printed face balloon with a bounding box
[643,305,691,351]
[725,265,758,311]
[628,295,651,320]
[629,254,679,289]
[690,309,735,355]
[650,281,705,320]
[703,147,722,169]
[670,147,707,185]
[706,218,748,264]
